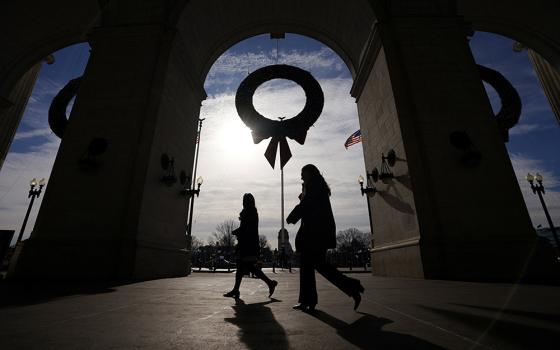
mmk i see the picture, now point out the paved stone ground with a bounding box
[1,269,559,349]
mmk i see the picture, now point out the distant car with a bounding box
[211,256,236,271]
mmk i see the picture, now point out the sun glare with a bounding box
[214,117,257,159]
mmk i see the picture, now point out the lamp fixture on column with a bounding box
[379,149,396,180]
[358,175,375,243]
[358,175,376,196]
[368,149,397,184]
[160,153,177,186]
[180,176,203,197]
[79,137,108,170]
[449,131,482,167]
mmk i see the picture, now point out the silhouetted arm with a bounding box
[287,204,302,224]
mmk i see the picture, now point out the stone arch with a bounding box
[458,0,560,69]
[175,0,376,89]
[199,27,359,85]
[3,0,559,282]
[0,1,100,101]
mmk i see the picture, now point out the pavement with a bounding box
[0,268,559,349]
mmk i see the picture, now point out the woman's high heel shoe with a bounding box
[352,284,365,311]
[268,280,278,298]
[223,290,240,298]
[352,293,361,311]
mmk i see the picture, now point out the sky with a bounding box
[0,32,558,249]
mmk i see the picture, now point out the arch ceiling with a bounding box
[176,0,376,86]
[457,0,560,69]
[1,0,559,100]
[0,0,100,100]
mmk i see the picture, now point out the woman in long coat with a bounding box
[224,193,278,298]
[287,164,364,311]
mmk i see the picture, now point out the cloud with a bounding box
[13,128,54,140]
[509,123,541,136]
[205,47,344,91]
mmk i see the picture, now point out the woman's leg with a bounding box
[224,260,244,297]
[314,250,362,297]
[298,250,318,306]
[232,261,245,291]
[247,263,278,297]
[248,264,273,285]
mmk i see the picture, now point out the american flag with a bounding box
[344,130,362,149]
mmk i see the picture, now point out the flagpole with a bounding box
[281,166,285,234]
[187,118,204,237]
[279,117,286,250]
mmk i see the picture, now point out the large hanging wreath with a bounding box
[235,64,324,168]
[48,76,82,138]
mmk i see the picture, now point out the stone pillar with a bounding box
[528,49,560,125]
[0,57,52,172]
[13,24,205,280]
[352,14,557,281]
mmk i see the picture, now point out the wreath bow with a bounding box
[252,126,308,168]
[235,64,324,169]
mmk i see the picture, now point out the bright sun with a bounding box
[215,117,257,159]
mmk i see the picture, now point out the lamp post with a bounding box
[526,172,560,250]
[16,178,46,244]
[186,118,205,236]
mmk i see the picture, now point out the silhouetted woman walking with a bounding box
[224,193,278,299]
[287,164,364,311]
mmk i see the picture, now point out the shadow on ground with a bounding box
[310,310,444,349]
[450,303,560,323]
[0,280,124,308]
[420,305,560,349]
[224,298,289,350]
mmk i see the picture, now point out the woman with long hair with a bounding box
[287,164,364,311]
[224,193,278,299]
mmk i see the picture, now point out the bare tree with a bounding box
[259,235,270,250]
[335,228,372,269]
[190,235,204,251]
[211,219,239,250]
[336,228,371,252]
[259,234,273,262]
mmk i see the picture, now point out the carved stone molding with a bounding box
[350,22,382,101]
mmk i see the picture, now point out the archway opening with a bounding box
[190,33,371,270]
[0,42,90,247]
[469,31,560,246]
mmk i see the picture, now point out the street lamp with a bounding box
[16,178,46,244]
[186,118,205,238]
[526,172,560,250]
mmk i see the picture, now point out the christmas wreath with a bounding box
[48,76,82,138]
[235,64,324,168]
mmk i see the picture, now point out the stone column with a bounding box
[0,57,53,172]
[352,13,557,281]
[13,24,205,280]
[528,49,560,125]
